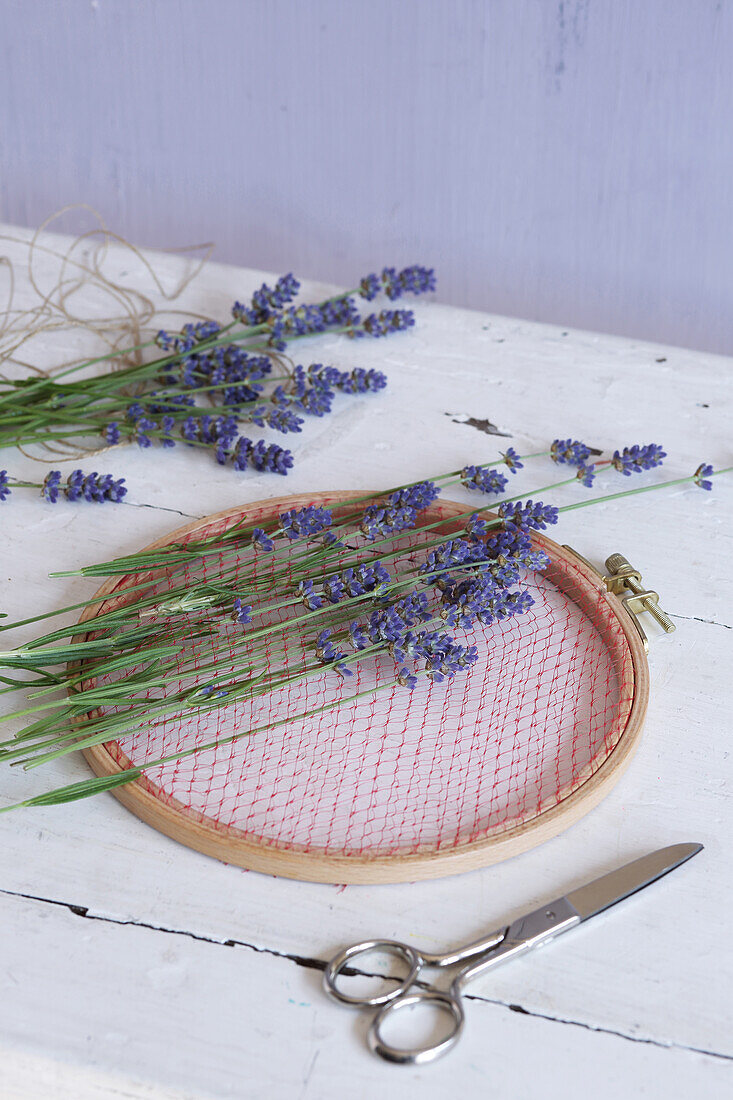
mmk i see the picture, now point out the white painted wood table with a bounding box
[0,226,730,1099]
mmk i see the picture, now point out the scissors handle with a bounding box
[368,986,465,1065]
[323,938,423,1007]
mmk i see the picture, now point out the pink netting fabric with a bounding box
[86,497,633,858]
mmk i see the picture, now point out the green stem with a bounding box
[0,681,391,811]
[557,465,732,513]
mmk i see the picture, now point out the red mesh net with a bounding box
[85,496,634,860]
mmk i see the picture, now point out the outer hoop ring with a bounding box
[75,491,649,883]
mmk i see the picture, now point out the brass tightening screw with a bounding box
[604,554,676,633]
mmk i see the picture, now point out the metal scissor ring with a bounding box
[368,988,465,1065]
[322,938,422,1007]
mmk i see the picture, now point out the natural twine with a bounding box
[0,204,217,461]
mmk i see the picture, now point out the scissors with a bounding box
[323,842,702,1064]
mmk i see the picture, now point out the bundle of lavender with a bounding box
[0,265,434,474]
[0,442,724,813]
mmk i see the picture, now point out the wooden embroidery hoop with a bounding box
[75,491,649,884]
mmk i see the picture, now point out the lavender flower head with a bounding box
[300,363,387,399]
[611,444,666,476]
[345,310,415,340]
[461,465,508,495]
[551,439,592,467]
[423,636,479,682]
[232,274,300,326]
[251,527,275,552]
[232,598,253,625]
[265,298,360,350]
[314,628,352,676]
[366,604,416,645]
[133,417,157,449]
[278,505,333,541]
[65,469,85,502]
[181,415,239,450]
[63,470,126,503]
[465,514,492,541]
[499,500,559,531]
[501,447,524,473]
[344,598,431,662]
[337,368,388,394]
[297,580,324,611]
[155,320,222,353]
[0,470,10,502]
[439,576,501,629]
[322,563,391,603]
[85,473,128,503]
[396,668,418,690]
[41,470,62,503]
[359,487,438,543]
[693,463,714,491]
[170,345,271,408]
[576,464,596,487]
[419,537,480,582]
[197,682,229,700]
[360,501,417,540]
[388,480,441,511]
[348,622,369,651]
[358,265,436,302]
[231,437,294,476]
[250,405,304,435]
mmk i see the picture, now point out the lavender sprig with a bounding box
[0,263,435,474]
[0,446,729,813]
[611,444,666,476]
[1,469,127,504]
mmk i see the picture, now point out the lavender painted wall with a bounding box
[2,0,732,353]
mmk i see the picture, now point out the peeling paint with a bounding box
[445,413,512,438]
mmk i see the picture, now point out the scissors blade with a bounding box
[566,842,702,922]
